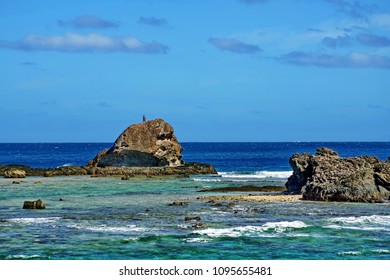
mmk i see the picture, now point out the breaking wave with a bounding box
[7,217,61,224]
[193,221,308,238]
[192,171,292,182]
[325,215,390,232]
[68,224,148,234]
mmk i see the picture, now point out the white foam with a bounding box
[338,249,390,256]
[186,237,211,243]
[68,224,147,233]
[56,163,73,168]
[192,171,292,182]
[373,249,390,254]
[326,215,390,231]
[192,178,223,182]
[324,224,390,231]
[6,254,41,259]
[194,221,308,238]
[194,228,243,238]
[8,217,61,224]
[260,221,308,233]
[337,251,362,256]
[123,237,139,242]
[328,215,390,226]
[219,171,292,179]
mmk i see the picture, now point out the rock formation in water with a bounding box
[4,168,26,178]
[0,119,217,177]
[286,147,390,202]
[23,199,46,209]
[90,118,184,168]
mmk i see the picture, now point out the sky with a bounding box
[1,0,390,142]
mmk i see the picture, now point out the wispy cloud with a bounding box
[357,33,390,47]
[98,102,112,108]
[322,34,352,48]
[138,16,167,27]
[324,0,376,19]
[371,13,390,28]
[368,104,390,114]
[280,51,390,69]
[20,61,37,66]
[13,79,63,90]
[208,37,262,54]
[0,33,169,54]
[58,15,119,29]
[307,28,324,33]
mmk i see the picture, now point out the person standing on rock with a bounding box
[143,115,146,122]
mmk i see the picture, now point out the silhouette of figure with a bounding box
[143,115,146,122]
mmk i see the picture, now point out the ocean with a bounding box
[0,142,389,260]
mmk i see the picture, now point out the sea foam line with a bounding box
[7,217,61,224]
[194,221,308,238]
[325,215,390,232]
[192,171,292,182]
[219,171,293,179]
[327,215,390,226]
[68,224,147,233]
[6,254,41,260]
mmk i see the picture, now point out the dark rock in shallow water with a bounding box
[23,199,45,209]
[44,166,89,177]
[192,223,206,228]
[169,202,188,206]
[286,147,390,202]
[184,216,201,222]
[121,174,133,180]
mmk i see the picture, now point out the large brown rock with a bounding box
[90,119,184,167]
[286,148,390,202]
[4,168,26,178]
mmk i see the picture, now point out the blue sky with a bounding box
[1,0,389,142]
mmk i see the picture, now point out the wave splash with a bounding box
[325,215,390,231]
[193,171,292,182]
[193,221,308,238]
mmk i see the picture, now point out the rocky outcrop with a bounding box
[23,199,45,209]
[90,119,184,168]
[0,118,217,178]
[0,162,217,178]
[43,166,89,177]
[286,147,390,202]
[90,162,217,177]
[4,168,26,178]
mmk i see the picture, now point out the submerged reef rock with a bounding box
[4,168,26,179]
[90,118,184,168]
[286,147,390,202]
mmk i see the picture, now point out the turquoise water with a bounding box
[1,175,390,260]
[1,142,390,259]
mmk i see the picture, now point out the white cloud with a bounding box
[280,51,390,69]
[0,33,169,54]
[138,17,168,26]
[208,37,262,54]
[370,13,390,29]
[58,15,119,29]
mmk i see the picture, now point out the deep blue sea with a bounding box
[1,142,390,260]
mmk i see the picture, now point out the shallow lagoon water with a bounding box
[1,175,390,260]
